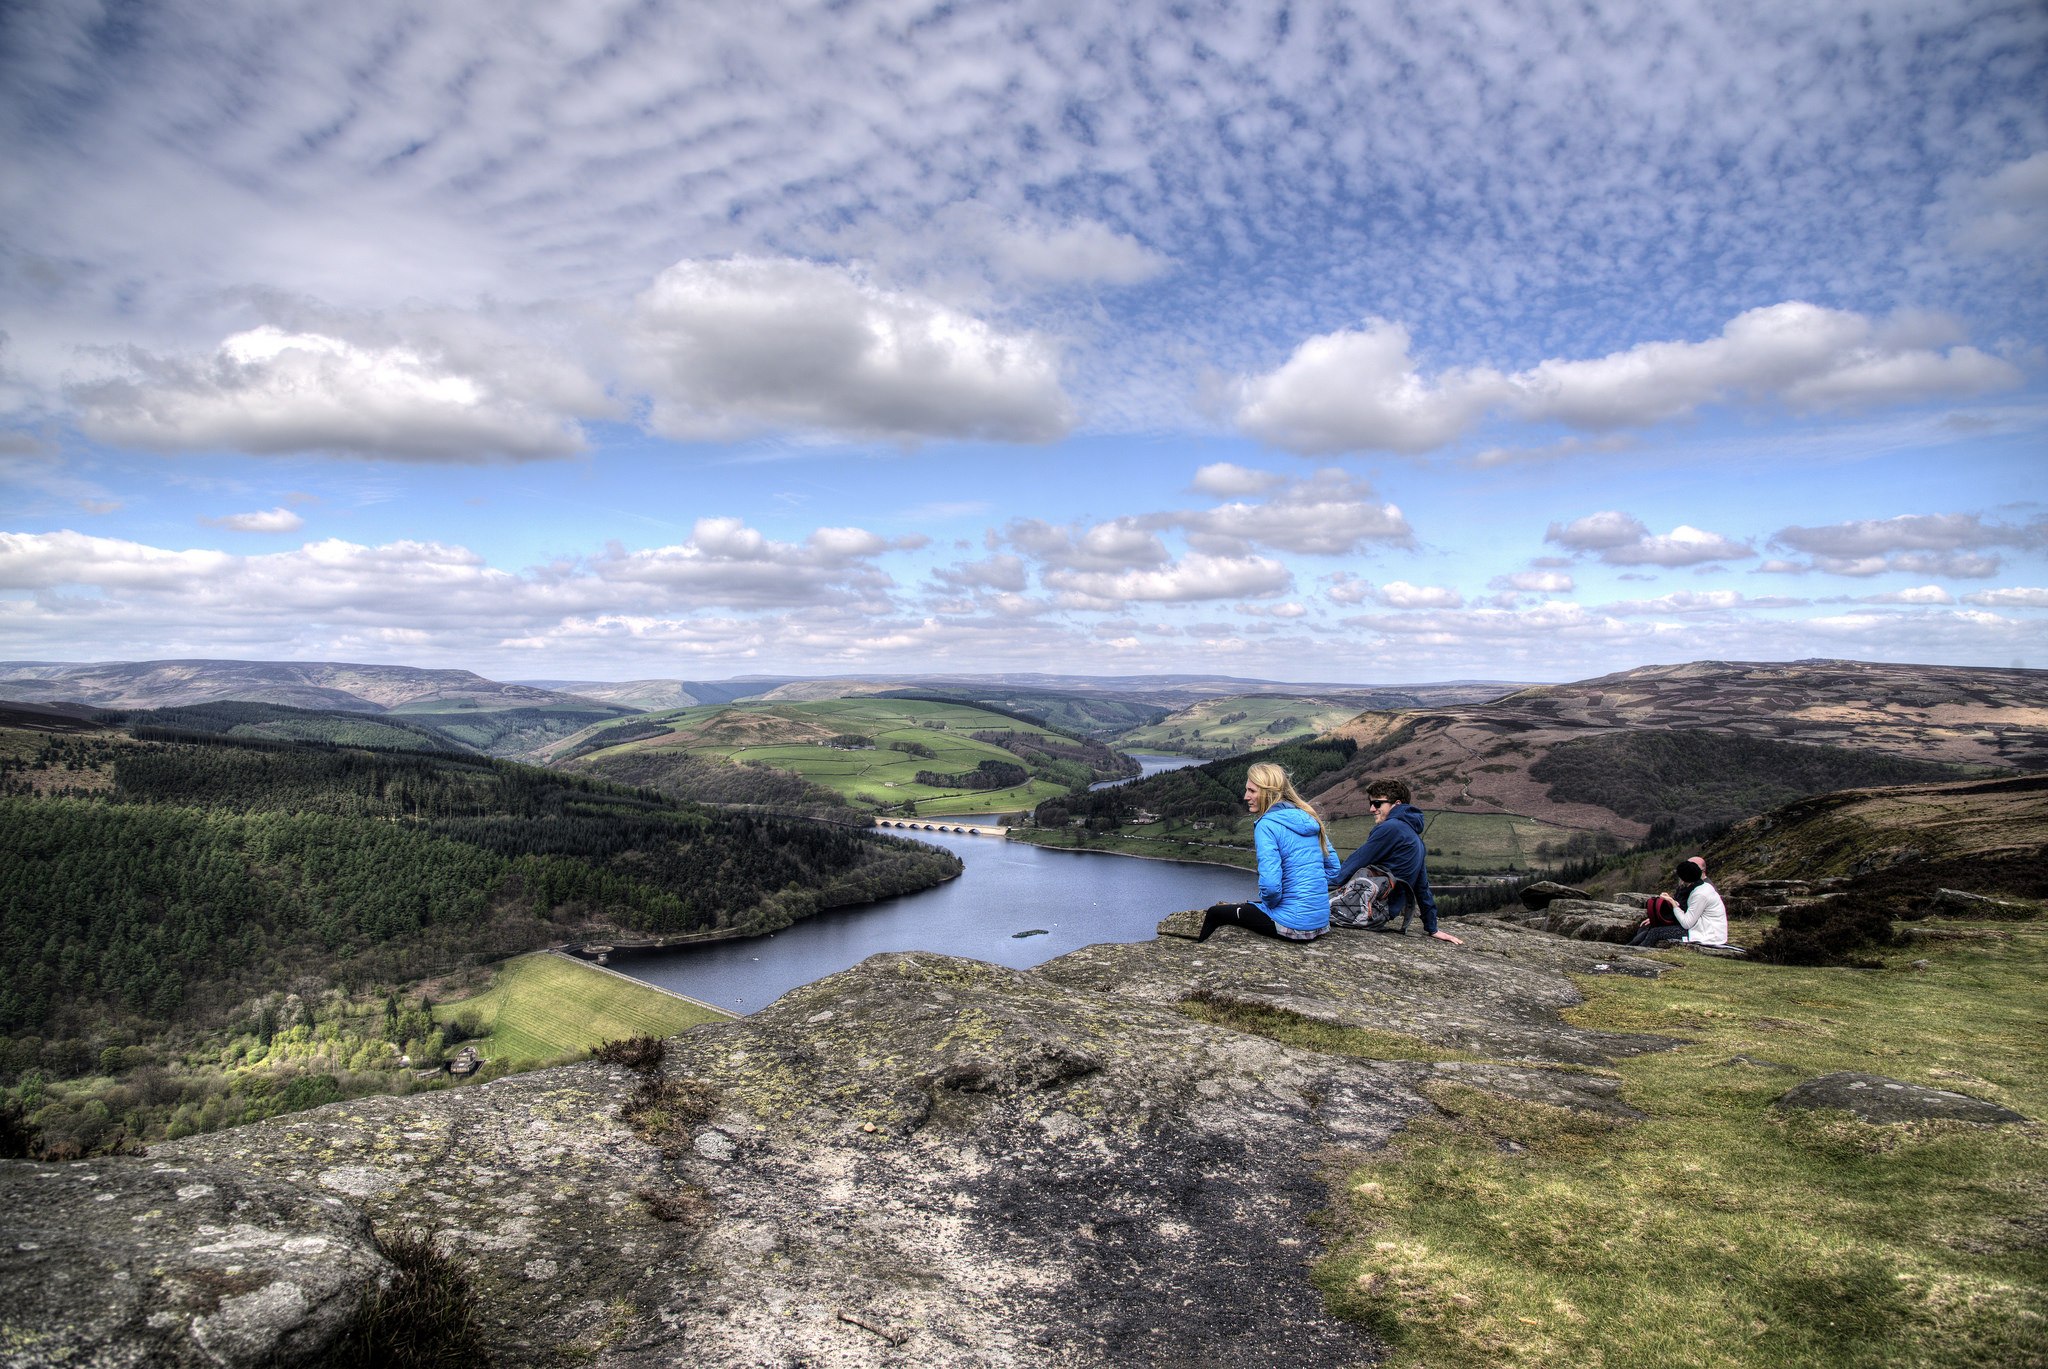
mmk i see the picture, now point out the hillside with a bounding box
[0,658,638,759]
[1705,772,2048,889]
[1111,693,1381,757]
[1309,659,2042,841]
[513,676,801,710]
[105,699,479,753]
[553,695,1139,815]
[0,714,959,1155]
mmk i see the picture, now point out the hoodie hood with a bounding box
[1260,801,1326,839]
[1390,802,1427,838]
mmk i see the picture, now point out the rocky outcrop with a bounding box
[0,1156,388,1368]
[1478,896,1645,945]
[3,919,1679,1368]
[1516,880,1590,909]
[1773,1072,2028,1126]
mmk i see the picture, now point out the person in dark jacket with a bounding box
[1329,778,1461,944]
[1190,761,1341,942]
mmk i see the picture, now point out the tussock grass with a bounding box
[318,1228,490,1369]
[1309,924,2048,1368]
[433,953,727,1066]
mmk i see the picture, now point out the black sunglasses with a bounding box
[1368,799,1393,809]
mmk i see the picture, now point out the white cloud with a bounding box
[1376,581,1464,610]
[1468,435,1636,469]
[201,507,305,534]
[1323,572,1374,606]
[1600,590,1748,616]
[1042,553,1291,604]
[1950,150,2048,253]
[1859,585,1955,605]
[1190,463,1285,498]
[991,220,1169,287]
[0,530,234,590]
[1767,513,2039,578]
[1962,587,2048,608]
[1233,319,1505,455]
[627,257,1071,444]
[1236,304,2022,454]
[1006,517,1168,572]
[1512,303,2018,428]
[931,554,1029,593]
[70,327,592,461]
[1314,571,1461,609]
[1547,513,1753,567]
[1772,512,2034,557]
[1177,468,1412,556]
[593,515,914,608]
[1489,570,1575,594]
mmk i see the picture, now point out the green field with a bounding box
[434,952,730,1066]
[1115,695,1365,757]
[568,696,1093,814]
[1325,809,1584,874]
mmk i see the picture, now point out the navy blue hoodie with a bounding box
[1330,802,1440,933]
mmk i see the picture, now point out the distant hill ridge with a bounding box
[0,658,610,714]
[1313,658,2047,839]
[0,659,640,760]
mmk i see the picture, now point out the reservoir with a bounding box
[1093,750,1200,788]
[613,827,1250,1014]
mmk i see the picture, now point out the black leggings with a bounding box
[1628,922,1686,948]
[1196,902,1310,942]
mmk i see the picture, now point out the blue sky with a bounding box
[1,0,2044,684]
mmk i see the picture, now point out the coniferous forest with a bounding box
[0,712,959,1154]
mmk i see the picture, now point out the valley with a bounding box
[551,694,1139,816]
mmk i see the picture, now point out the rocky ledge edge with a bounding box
[0,912,2018,1369]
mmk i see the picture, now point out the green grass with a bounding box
[1324,809,1583,874]
[1279,921,2048,1368]
[572,696,1089,812]
[434,953,729,1065]
[1115,694,1362,757]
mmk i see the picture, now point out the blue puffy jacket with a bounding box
[1255,802,1341,932]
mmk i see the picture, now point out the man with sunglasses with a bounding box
[1329,779,1462,944]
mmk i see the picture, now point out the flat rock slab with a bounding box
[1053,917,1671,1067]
[1479,899,1644,944]
[0,1156,388,1369]
[1773,1072,2028,1126]
[157,952,1424,1369]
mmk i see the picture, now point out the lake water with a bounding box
[1091,750,1200,788]
[612,827,1251,1014]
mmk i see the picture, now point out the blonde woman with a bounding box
[1191,761,1341,942]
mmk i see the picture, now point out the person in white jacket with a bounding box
[1629,857,1728,947]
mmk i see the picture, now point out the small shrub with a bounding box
[1754,893,1899,966]
[319,1229,490,1369]
[592,1035,665,1071]
[620,1075,719,1156]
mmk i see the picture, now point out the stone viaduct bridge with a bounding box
[873,817,1008,837]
